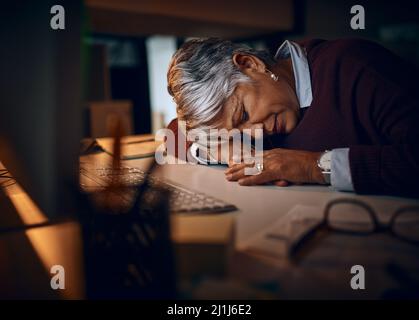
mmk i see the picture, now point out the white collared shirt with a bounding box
[275,40,313,109]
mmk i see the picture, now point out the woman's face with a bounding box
[214,54,300,137]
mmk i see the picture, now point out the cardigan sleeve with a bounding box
[348,71,419,197]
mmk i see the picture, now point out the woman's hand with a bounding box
[224,148,326,187]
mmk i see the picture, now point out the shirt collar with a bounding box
[274,40,313,108]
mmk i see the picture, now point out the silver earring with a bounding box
[266,69,279,81]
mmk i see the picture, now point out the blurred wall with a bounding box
[291,0,419,66]
[146,36,177,131]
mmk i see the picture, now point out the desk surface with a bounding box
[2,134,419,299]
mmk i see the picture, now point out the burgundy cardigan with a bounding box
[167,38,419,198]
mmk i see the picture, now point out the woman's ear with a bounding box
[232,53,265,74]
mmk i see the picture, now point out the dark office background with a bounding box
[83,0,419,137]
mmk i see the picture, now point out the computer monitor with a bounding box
[0,1,83,219]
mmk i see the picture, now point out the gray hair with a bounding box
[167,38,275,129]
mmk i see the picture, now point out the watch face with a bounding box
[319,152,332,171]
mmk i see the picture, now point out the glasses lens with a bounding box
[327,202,376,233]
[392,209,419,242]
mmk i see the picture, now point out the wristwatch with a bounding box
[317,150,331,184]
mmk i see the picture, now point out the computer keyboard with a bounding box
[80,167,237,214]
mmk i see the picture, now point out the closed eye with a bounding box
[241,108,249,123]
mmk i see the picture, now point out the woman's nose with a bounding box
[240,123,264,139]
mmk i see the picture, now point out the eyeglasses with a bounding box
[289,198,419,258]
